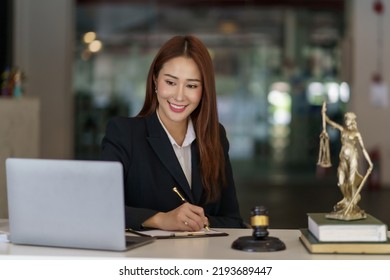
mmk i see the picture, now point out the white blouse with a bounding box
[156,111,196,188]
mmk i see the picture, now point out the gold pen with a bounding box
[172,186,187,203]
[172,186,210,231]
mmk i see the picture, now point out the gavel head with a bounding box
[251,206,269,240]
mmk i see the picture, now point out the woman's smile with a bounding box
[168,101,188,113]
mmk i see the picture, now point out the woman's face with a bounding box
[155,56,202,129]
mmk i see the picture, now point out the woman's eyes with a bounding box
[187,84,199,89]
[165,80,175,86]
[164,80,199,89]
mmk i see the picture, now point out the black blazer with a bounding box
[101,112,245,229]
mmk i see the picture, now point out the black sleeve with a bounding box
[100,117,158,230]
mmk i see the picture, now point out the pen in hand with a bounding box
[172,186,210,231]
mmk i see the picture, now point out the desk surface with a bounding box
[1,219,389,260]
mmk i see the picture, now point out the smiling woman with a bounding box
[154,56,203,146]
[100,35,246,232]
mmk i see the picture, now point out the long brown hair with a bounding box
[137,35,225,202]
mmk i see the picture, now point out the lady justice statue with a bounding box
[318,102,373,221]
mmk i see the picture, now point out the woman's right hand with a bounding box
[142,203,209,231]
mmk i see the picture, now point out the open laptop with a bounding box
[6,158,154,251]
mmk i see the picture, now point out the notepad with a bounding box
[127,228,228,239]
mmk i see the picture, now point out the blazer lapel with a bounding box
[145,112,194,203]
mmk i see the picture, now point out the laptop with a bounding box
[5,158,154,251]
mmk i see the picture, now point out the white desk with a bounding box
[1,219,389,260]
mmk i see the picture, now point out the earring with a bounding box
[155,87,157,94]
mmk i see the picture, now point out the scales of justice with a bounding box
[317,102,374,221]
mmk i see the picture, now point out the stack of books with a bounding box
[300,213,390,254]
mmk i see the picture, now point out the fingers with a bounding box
[178,203,208,231]
[149,203,209,231]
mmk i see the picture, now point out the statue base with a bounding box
[325,211,366,221]
[231,236,286,252]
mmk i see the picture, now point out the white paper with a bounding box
[127,228,224,238]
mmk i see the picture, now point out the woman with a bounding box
[101,35,245,231]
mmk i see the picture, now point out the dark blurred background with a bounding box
[2,0,389,227]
